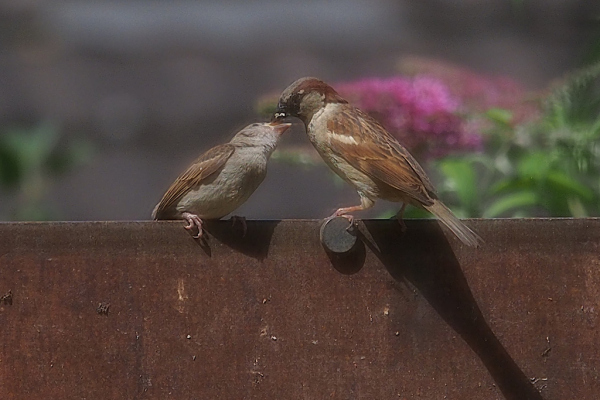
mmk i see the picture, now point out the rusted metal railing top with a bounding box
[1,219,599,399]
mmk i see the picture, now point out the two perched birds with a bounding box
[153,77,481,247]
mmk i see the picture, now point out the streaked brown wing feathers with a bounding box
[327,107,437,205]
[154,144,235,215]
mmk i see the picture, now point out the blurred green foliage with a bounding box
[436,62,600,218]
[0,123,93,220]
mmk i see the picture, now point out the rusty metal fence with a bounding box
[1,219,599,399]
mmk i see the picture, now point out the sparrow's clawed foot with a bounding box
[183,212,204,238]
[326,209,357,232]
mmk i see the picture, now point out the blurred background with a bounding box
[1,0,599,221]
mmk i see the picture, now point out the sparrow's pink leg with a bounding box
[326,196,374,229]
[230,215,247,237]
[395,203,407,232]
[182,212,204,238]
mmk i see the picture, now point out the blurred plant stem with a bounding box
[0,123,93,220]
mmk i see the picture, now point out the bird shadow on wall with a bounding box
[200,219,279,260]
[332,219,544,400]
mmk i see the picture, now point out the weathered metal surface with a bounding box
[0,219,598,399]
[320,216,358,254]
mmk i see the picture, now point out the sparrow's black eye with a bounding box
[284,95,301,113]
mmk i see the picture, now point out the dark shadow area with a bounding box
[359,219,544,400]
[323,239,366,275]
[201,219,279,260]
[320,217,366,275]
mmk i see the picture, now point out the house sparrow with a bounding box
[152,121,291,238]
[273,77,481,247]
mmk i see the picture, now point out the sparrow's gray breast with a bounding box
[177,146,268,219]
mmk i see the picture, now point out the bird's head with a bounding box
[230,121,291,154]
[272,77,347,125]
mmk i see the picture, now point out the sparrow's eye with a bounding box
[291,93,302,103]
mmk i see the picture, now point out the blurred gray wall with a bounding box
[1,0,598,220]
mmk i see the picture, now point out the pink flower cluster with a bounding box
[397,56,541,125]
[336,76,483,159]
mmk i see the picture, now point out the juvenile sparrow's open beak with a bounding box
[268,120,292,134]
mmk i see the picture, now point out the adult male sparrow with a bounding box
[152,121,291,238]
[273,77,481,247]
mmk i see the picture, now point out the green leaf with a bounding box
[2,123,59,173]
[517,151,550,181]
[438,158,478,210]
[546,171,594,201]
[402,207,433,219]
[484,191,538,218]
[0,141,21,187]
[377,209,397,219]
[489,178,533,195]
[486,108,513,127]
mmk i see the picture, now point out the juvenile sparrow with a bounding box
[152,121,291,238]
[273,77,481,247]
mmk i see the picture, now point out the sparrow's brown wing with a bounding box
[327,106,437,205]
[154,144,235,216]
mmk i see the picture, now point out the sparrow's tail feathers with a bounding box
[425,200,482,248]
[151,204,161,220]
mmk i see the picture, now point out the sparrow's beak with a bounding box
[268,120,292,135]
[271,102,287,122]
